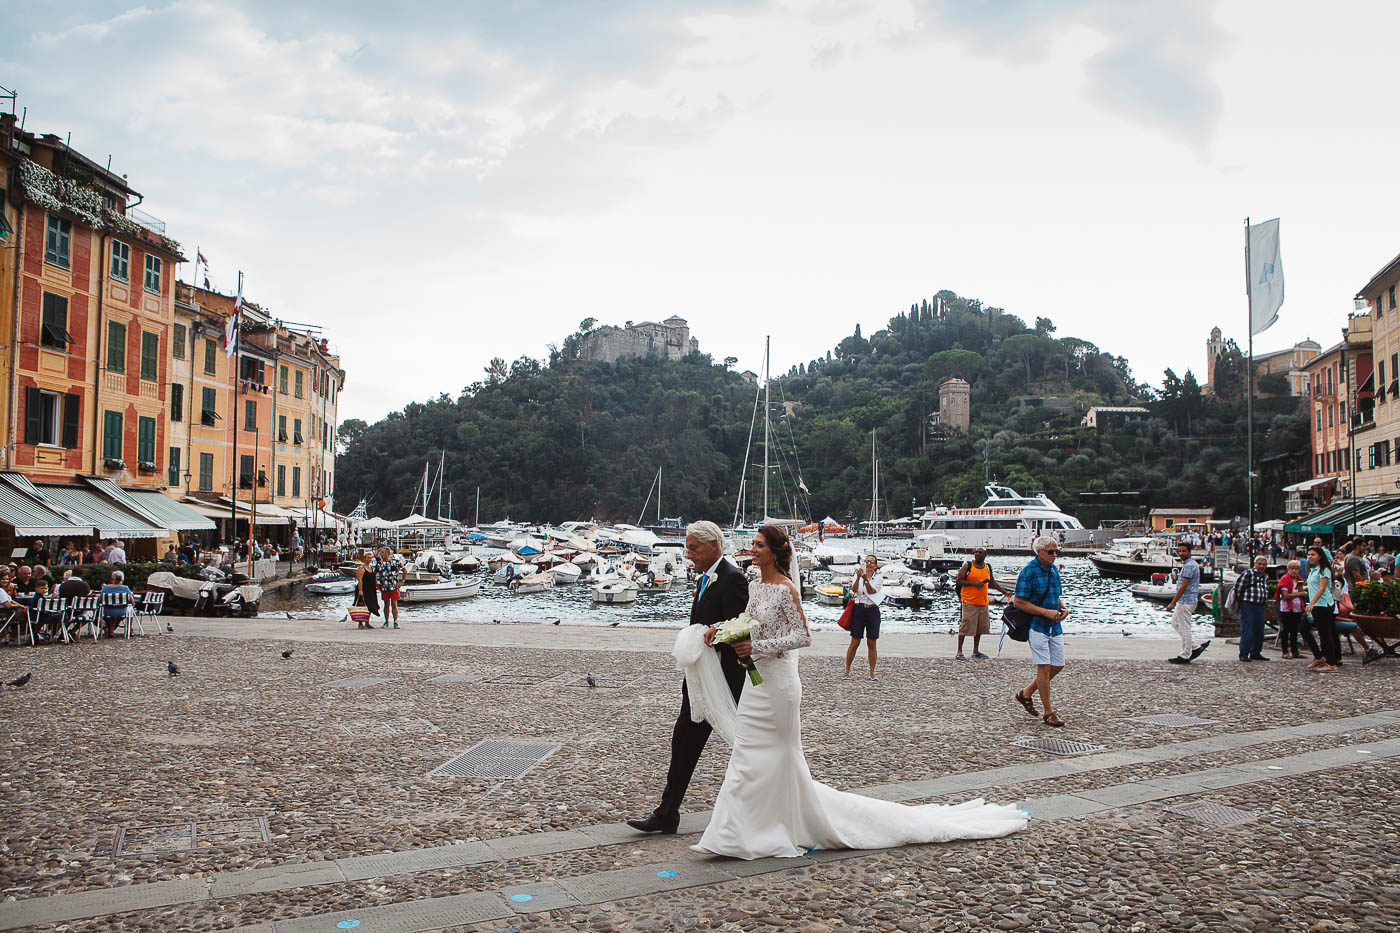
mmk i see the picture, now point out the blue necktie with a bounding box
[697,574,709,600]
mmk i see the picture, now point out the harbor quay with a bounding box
[0,619,1396,932]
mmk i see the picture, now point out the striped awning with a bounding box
[37,484,166,538]
[0,472,93,536]
[126,490,217,532]
[1285,497,1400,535]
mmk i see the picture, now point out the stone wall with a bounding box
[578,318,697,363]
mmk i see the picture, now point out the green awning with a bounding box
[1286,497,1400,534]
[126,490,217,532]
[37,484,166,538]
[0,473,93,536]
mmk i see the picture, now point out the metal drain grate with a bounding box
[322,677,394,689]
[1165,801,1260,826]
[1129,714,1219,727]
[340,718,440,737]
[427,673,480,684]
[428,740,560,779]
[1011,736,1107,756]
[484,671,563,686]
[115,816,270,856]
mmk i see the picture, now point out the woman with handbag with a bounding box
[1304,545,1339,672]
[352,549,380,629]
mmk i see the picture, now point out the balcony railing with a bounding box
[126,207,166,236]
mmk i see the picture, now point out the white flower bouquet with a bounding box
[713,612,763,685]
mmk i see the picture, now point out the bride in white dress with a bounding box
[677,524,1028,860]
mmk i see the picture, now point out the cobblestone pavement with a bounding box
[0,630,1396,931]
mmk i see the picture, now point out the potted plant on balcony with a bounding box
[138,460,157,474]
[103,458,125,471]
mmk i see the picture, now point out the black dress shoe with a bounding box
[1190,640,1210,660]
[1168,656,1190,665]
[626,815,678,834]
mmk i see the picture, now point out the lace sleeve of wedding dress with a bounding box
[749,582,811,659]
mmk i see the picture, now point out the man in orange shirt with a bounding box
[954,547,1009,660]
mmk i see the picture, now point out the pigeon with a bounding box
[281,649,294,660]
[1122,629,1133,637]
[586,673,597,688]
[609,621,621,628]
[167,661,180,677]
[6,672,31,687]
[165,623,175,633]
[552,619,561,626]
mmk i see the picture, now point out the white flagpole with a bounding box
[1245,218,1254,550]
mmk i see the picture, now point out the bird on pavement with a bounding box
[609,621,620,628]
[586,673,597,688]
[165,623,174,633]
[6,672,32,687]
[281,649,294,660]
[167,661,180,677]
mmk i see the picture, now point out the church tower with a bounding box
[1205,326,1225,394]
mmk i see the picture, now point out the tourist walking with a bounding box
[1164,542,1210,665]
[1235,556,1271,662]
[1012,536,1069,728]
[954,547,1007,660]
[844,554,884,679]
[1275,559,1305,659]
[1304,546,1340,673]
[628,520,748,835]
[376,547,404,628]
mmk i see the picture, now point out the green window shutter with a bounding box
[103,411,123,460]
[107,321,127,373]
[61,393,80,448]
[138,416,156,463]
[172,323,186,359]
[141,332,159,380]
[24,386,42,445]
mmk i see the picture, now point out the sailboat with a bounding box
[638,466,686,538]
[730,337,807,552]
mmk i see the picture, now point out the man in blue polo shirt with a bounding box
[1012,536,1070,728]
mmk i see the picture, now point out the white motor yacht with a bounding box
[918,484,1090,550]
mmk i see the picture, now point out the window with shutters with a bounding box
[201,387,219,426]
[245,399,257,431]
[24,388,62,446]
[137,416,156,464]
[323,420,329,449]
[171,382,184,422]
[239,454,255,489]
[144,254,162,293]
[41,293,75,349]
[294,417,303,445]
[292,465,301,497]
[172,322,186,359]
[240,356,267,385]
[199,453,214,492]
[279,365,288,393]
[204,338,218,375]
[277,464,286,496]
[111,240,130,281]
[294,370,303,398]
[141,331,159,381]
[45,214,71,268]
[278,414,287,442]
[103,411,123,461]
[168,446,181,487]
[107,320,127,373]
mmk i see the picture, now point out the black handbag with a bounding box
[1002,605,1033,642]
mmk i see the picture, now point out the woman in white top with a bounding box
[844,554,884,679]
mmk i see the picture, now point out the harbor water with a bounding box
[262,540,1212,640]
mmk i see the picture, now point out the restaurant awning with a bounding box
[37,484,166,538]
[1282,476,1339,494]
[1285,497,1400,534]
[182,498,293,526]
[1359,501,1400,536]
[0,472,93,536]
[126,491,217,532]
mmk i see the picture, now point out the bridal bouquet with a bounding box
[714,612,764,685]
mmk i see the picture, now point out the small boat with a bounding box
[1088,537,1179,579]
[546,562,583,585]
[400,578,481,602]
[884,585,931,609]
[592,579,638,604]
[508,572,555,595]
[815,583,847,606]
[636,573,672,593]
[903,533,966,572]
[450,554,481,573]
[306,571,357,595]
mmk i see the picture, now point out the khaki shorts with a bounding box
[959,602,990,635]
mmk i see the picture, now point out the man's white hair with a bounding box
[686,521,724,548]
[1032,535,1057,554]
[111,570,124,584]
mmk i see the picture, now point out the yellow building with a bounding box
[1352,251,1400,498]
[1148,508,1214,532]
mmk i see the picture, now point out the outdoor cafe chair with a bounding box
[0,602,34,647]
[34,596,70,644]
[65,595,102,642]
[100,591,138,639]
[134,591,166,632]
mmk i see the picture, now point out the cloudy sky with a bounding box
[3,1,1396,423]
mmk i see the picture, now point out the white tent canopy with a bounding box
[395,513,453,527]
[358,516,396,530]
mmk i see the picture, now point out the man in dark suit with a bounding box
[628,520,749,834]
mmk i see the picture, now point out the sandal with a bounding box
[1015,689,1038,717]
[1043,712,1065,728]
[955,653,967,661]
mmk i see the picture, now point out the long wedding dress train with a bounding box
[675,582,1028,860]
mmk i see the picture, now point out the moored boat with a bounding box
[592,579,638,604]
[400,578,481,602]
[306,571,357,595]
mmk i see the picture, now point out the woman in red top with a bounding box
[1275,559,1305,659]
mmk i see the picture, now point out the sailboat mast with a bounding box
[475,486,480,527]
[658,466,662,522]
[437,450,445,519]
[762,336,770,522]
[871,430,879,551]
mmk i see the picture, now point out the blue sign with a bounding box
[510,894,534,903]
[657,870,677,878]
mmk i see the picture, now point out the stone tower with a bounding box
[936,378,971,434]
[1206,326,1225,392]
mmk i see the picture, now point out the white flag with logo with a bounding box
[1248,218,1284,336]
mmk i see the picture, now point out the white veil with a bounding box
[672,625,739,745]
